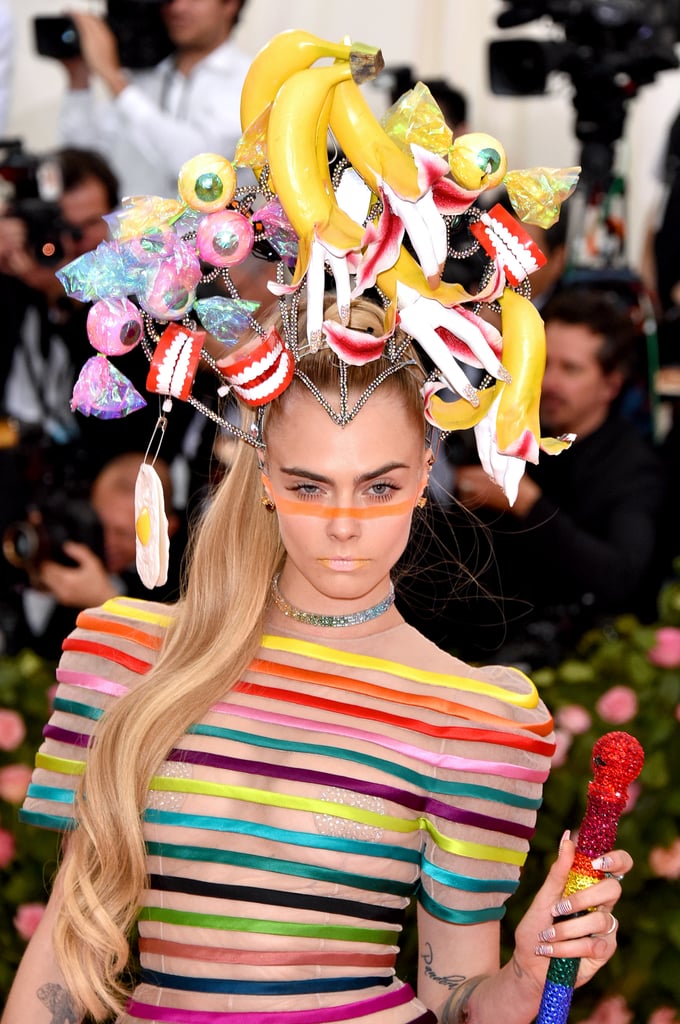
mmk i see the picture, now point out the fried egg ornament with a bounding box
[134,463,170,588]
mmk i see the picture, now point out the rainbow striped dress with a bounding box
[21,595,554,1024]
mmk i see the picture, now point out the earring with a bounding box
[417,494,428,509]
[261,495,276,512]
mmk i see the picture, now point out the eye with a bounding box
[289,482,324,499]
[478,147,502,176]
[367,481,399,501]
[177,153,237,213]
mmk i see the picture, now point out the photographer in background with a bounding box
[0,146,118,443]
[6,452,183,661]
[56,0,251,199]
[453,287,668,666]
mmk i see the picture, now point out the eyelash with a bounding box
[288,481,400,503]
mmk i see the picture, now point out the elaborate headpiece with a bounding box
[56,29,579,585]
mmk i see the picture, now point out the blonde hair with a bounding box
[54,298,427,1019]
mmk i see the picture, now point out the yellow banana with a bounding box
[240,29,383,135]
[426,383,500,431]
[496,288,545,458]
[330,79,452,283]
[267,61,367,283]
[329,78,422,200]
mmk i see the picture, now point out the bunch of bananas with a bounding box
[235,29,577,503]
[238,30,506,339]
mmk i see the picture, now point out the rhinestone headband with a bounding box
[56,28,580,505]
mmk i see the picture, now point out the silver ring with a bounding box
[594,912,618,937]
[605,872,625,882]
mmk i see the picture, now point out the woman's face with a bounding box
[264,388,429,613]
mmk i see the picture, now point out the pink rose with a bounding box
[551,728,572,768]
[555,704,592,735]
[0,826,16,867]
[595,685,638,724]
[0,763,33,804]
[648,1009,680,1024]
[648,626,680,668]
[0,709,26,751]
[13,902,46,941]
[579,995,633,1024]
[649,837,680,880]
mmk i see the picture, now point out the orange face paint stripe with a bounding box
[75,612,163,651]
[270,493,418,519]
[247,658,551,736]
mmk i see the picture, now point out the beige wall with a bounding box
[5,0,680,267]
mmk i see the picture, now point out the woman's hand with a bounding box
[513,833,633,991]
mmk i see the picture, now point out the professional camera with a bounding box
[1,429,104,575]
[3,496,104,574]
[0,139,67,265]
[489,0,680,183]
[34,0,172,70]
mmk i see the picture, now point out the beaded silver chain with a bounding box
[271,573,395,628]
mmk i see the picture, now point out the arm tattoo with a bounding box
[37,983,81,1024]
[420,941,466,991]
[511,954,526,980]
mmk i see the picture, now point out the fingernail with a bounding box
[591,856,612,871]
[552,898,572,916]
[538,926,556,942]
[535,943,553,956]
[559,829,571,853]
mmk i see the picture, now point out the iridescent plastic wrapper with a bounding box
[71,355,147,419]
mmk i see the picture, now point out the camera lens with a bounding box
[2,522,41,569]
[61,26,78,47]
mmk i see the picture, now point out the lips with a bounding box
[217,327,294,407]
[146,323,205,402]
[319,558,370,571]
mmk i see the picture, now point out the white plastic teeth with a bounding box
[156,334,188,397]
[479,211,540,281]
[227,338,283,386]
[231,350,292,402]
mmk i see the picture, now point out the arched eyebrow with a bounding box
[280,461,411,485]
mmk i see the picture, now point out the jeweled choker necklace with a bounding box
[271,573,395,628]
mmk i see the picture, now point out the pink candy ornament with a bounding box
[87,298,144,355]
[196,210,254,267]
[138,245,202,321]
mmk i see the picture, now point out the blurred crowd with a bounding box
[0,1,679,672]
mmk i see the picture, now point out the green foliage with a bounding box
[0,650,61,1004]
[500,576,680,1021]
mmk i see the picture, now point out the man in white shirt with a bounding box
[58,0,251,199]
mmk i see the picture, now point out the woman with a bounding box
[3,298,630,1024]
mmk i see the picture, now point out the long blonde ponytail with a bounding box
[55,437,285,1019]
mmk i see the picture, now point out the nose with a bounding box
[326,507,361,542]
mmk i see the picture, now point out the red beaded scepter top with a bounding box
[536,731,645,1024]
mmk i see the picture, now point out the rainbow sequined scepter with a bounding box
[536,731,644,1024]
